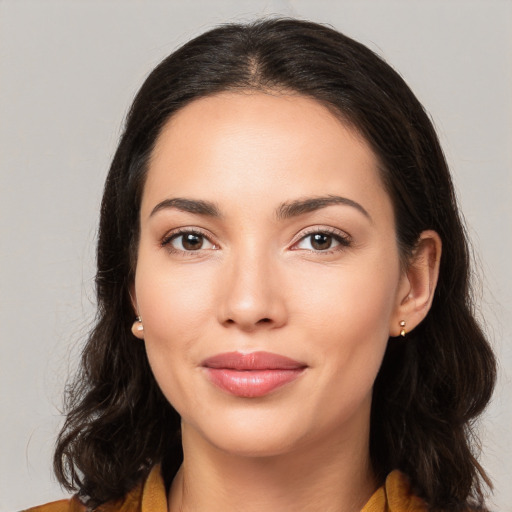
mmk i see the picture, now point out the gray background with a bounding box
[1,1,510,510]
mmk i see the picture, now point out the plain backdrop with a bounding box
[1,1,511,511]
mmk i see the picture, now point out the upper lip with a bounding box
[201,351,307,370]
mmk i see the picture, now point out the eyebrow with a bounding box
[149,194,371,221]
[276,195,371,221]
[150,198,221,218]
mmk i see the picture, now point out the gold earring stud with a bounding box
[399,320,406,337]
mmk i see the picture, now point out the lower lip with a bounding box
[204,368,305,398]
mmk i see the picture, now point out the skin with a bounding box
[131,92,441,512]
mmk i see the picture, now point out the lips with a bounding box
[201,351,307,398]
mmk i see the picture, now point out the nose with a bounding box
[217,249,287,332]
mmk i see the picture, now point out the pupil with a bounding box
[182,234,203,250]
[311,233,332,250]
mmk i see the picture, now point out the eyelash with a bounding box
[291,227,352,254]
[160,227,352,256]
[161,228,216,256]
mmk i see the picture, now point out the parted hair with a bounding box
[54,18,496,511]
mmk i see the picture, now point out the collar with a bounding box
[362,470,427,511]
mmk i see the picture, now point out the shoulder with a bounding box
[380,472,478,511]
[22,496,86,512]
[22,488,141,512]
[21,489,141,512]
[22,466,165,512]
[384,471,428,511]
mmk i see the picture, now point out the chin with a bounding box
[207,429,304,458]
[183,406,312,458]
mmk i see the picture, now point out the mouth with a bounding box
[201,351,307,398]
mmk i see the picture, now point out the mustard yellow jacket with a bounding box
[24,467,427,512]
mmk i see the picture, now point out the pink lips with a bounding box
[202,351,307,398]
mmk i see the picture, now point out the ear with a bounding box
[390,230,442,337]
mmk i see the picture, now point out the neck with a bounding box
[168,422,377,512]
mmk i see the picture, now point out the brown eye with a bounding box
[310,233,333,250]
[293,230,351,252]
[163,230,216,252]
[181,233,204,250]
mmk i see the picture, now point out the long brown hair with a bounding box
[54,18,496,510]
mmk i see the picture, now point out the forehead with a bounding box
[143,91,391,221]
[152,91,366,160]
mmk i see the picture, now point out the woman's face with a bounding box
[133,92,409,457]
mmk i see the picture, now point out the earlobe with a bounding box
[390,230,442,337]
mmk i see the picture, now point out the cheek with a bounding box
[133,254,219,405]
[135,256,216,341]
[294,255,399,336]
[292,253,400,382]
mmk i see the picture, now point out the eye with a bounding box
[162,230,217,253]
[293,230,351,252]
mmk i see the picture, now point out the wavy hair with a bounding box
[54,18,496,511]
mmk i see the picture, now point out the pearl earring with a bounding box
[399,320,406,337]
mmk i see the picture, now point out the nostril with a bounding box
[223,317,274,329]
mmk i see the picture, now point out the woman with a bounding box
[27,18,496,512]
